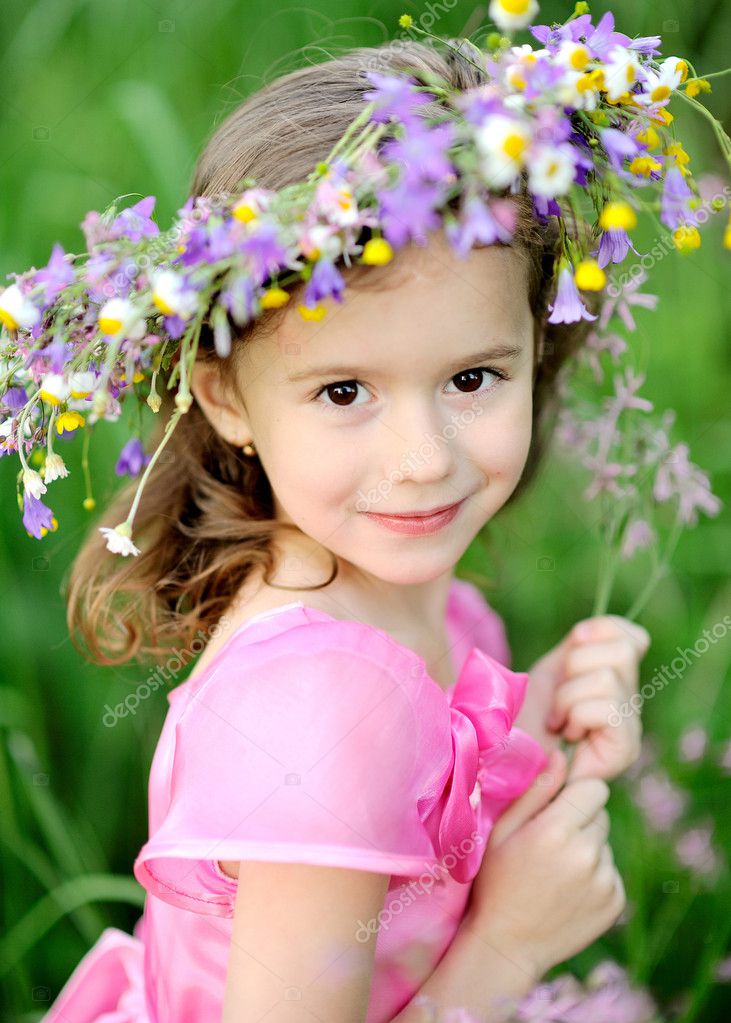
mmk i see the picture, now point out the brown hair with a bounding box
[64,38,599,666]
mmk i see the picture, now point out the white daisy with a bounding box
[527,144,577,198]
[97,298,147,341]
[474,114,532,189]
[0,284,41,332]
[602,45,643,102]
[488,0,539,33]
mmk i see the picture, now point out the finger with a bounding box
[571,616,650,657]
[563,640,639,691]
[561,698,626,743]
[540,777,610,832]
[489,748,567,847]
[581,807,610,846]
[597,841,616,872]
[548,669,624,732]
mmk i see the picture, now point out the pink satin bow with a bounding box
[418,647,550,884]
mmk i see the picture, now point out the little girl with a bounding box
[43,38,651,1023]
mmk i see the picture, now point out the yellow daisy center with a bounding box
[0,309,19,331]
[499,0,531,13]
[98,316,123,335]
[152,293,176,316]
[503,133,527,161]
[650,84,671,103]
[570,47,590,71]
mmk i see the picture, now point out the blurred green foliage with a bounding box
[1,0,730,1019]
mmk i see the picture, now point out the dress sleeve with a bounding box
[133,618,439,917]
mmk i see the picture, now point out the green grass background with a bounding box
[1,0,730,1019]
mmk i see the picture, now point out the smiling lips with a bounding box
[361,499,465,536]
[373,500,463,518]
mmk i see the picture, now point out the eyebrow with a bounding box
[286,343,525,383]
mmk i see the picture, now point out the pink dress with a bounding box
[42,578,549,1023]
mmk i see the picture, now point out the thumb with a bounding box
[489,748,567,847]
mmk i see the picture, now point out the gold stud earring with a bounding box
[242,442,257,456]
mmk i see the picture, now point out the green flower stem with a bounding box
[14,394,42,475]
[698,66,731,82]
[342,121,390,167]
[625,511,684,620]
[674,89,731,166]
[316,103,378,177]
[124,406,183,531]
[46,408,57,456]
[81,419,94,505]
[404,25,485,76]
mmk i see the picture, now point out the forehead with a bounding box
[242,234,533,378]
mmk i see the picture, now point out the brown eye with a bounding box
[450,368,499,393]
[319,380,363,408]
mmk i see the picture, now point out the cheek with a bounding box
[470,388,533,476]
[264,428,358,506]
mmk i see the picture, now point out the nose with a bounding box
[383,397,459,485]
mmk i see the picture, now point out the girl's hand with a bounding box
[533,615,651,783]
[467,747,626,981]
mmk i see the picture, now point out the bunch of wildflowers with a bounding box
[0,2,729,560]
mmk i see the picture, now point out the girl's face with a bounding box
[193,231,538,589]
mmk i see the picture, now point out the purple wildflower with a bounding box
[632,769,687,832]
[222,274,256,326]
[22,492,55,539]
[610,368,654,414]
[660,166,695,229]
[2,386,28,412]
[303,259,346,307]
[207,221,237,261]
[362,71,433,125]
[239,221,289,280]
[115,437,150,478]
[675,824,719,876]
[629,36,662,56]
[380,121,456,186]
[598,269,658,332]
[33,243,75,307]
[654,443,722,525]
[547,264,598,324]
[532,193,561,224]
[678,725,708,762]
[597,228,640,268]
[109,196,159,242]
[530,15,593,51]
[620,518,655,560]
[600,127,640,174]
[445,195,516,258]
[377,179,443,248]
[582,455,637,501]
[584,11,633,59]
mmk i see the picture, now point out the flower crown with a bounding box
[1,1,729,559]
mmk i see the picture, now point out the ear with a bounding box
[190,359,252,446]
